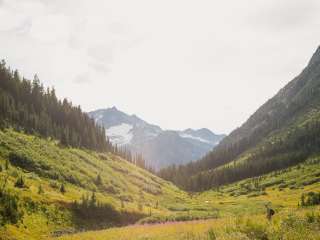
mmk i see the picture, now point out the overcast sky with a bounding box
[0,0,320,134]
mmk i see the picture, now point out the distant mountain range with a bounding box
[88,107,225,169]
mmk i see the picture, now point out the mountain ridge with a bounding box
[88,108,225,169]
[159,45,320,190]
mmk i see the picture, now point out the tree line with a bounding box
[0,60,110,151]
[0,60,153,172]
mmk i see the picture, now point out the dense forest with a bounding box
[0,60,151,170]
[159,46,320,191]
[0,60,110,151]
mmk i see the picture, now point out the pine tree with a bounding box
[14,176,25,188]
[60,183,66,194]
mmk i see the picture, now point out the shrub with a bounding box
[60,183,66,194]
[5,159,9,170]
[9,152,35,171]
[72,194,121,230]
[0,192,23,226]
[300,192,320,206]
[95,174,102,185]
[14,176,25,188]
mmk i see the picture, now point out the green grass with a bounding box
[1,128,320,239]
[0,129,190,239]
[56,155,320,239]
[58,208,320,240]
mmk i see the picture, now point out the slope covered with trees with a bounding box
[0,60,110,151]
[159,46,320,191]
[0,129,197,239]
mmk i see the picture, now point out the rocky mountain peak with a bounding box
[308,45,320,66]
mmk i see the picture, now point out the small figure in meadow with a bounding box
[265,203,275,221]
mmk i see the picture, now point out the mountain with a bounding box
[88,107,225,169]
[3,51,320,240]
[159,46,320,191]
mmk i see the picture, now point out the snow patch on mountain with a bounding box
[88,107,226,169]
[106,123,133,145]
[179,133,211,144]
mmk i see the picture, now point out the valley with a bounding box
[1,22,320,240]
[1,128,320,239]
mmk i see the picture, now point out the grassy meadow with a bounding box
[1,129,320,239]
[58,208,320,240]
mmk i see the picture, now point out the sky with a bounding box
[0,0,320,134]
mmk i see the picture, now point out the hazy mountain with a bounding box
[159,46,320,190]
[88,107,225,169]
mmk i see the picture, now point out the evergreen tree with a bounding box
[60,183,66,194]
[0,60,112,152]
[14,176,25,188]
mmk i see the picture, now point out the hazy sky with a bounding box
[0,0,320,134]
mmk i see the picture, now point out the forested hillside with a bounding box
[0,129,195,239]
[0,60,217,239]
[159,46,320,191]
[0,60,110,151]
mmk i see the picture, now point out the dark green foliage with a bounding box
[5,159,9,170]
[60,183,66,194]
[300,192,320,206]
[0,191,23,226]
[9,152,37,171]
[14,176,25,188]
[95,174,102,185]
[0,60,110,151]
[72,193,121,229]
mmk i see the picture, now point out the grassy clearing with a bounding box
[1,129,320,239]
[57,155,320,239]
[58,208,320,240]
[0,129,189,239]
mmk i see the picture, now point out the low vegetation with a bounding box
[0,129,191,239]
[58,208,320,240]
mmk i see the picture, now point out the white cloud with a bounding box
[0,0,320,134]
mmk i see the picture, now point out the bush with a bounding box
[9,152,36,171]
[302,178,320,186]
[60,183,66,194]
[300,192,320,206]
[72,193,121,230]
[14,176,25,188]
[95,174,102,185]
[0,191,23,226]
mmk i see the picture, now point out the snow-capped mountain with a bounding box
[88,107,225,169]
